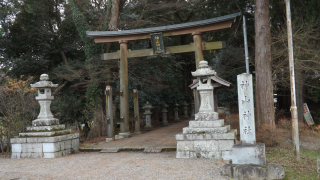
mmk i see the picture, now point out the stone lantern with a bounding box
[10,74,79,159]
[31,74,59,126]
[174,103,180,122]
[176,60,237,160]
[143,101,153,130]
[182,101,189,118]
[161,103,169,126]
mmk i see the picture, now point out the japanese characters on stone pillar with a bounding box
[237,74,255,144]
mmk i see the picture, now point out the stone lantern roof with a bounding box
[31,74,58,88]
[142,101,153,109]
[191,61,217,77]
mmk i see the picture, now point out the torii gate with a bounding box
[87,12,241,137]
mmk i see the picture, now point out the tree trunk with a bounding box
[106,0,122,53]
[254,0,275,126]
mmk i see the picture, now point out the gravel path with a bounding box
[0,151,228,180]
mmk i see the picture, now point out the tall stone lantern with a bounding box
[32,74,59,126]
[143,101,153,131]
[176,60,237,160]
[10,74,79,159]
[192,61,218,118]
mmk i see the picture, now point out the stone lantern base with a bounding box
[11,123,79,159]
[175,112,237,160]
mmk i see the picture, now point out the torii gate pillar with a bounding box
[192,32,204,69]
[119,40,130,135]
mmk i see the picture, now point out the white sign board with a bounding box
[303,103,314,126]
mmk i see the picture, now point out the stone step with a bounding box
[176,129,237,141]
[32,118,59,126]
[144,147,162,153]
[26,125,65,132]
[195,112,219,121]
[189,119,224,128]
[182,125,230,134]
[19,129,71,137]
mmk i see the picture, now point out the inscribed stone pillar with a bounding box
[237,73,256,144]
[119,40,130,135]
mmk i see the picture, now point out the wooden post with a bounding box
[119,40,130,135]
[192,32,204,69]
[106,86,114,139]
[133,89,141,134]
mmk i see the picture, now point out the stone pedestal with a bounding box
[176,112,237,160]
[221,163,285,180]
[232,143,266,165]
[11,133,79,159]
[10,74,79,159]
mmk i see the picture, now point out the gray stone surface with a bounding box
[221,163,285,180]
[195,112,219,121]
[32,118,59,126]
[232,143,266,165]
[182,125,230,134]
[12,144,22,153]
[189,120,224,128]
[176,129,237,141]
[10,138,26,144]
[26,124,65,131]
[100,148,120,153]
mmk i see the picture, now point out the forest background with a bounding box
[0,0,320,143]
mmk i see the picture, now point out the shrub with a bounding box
[0,76,38,152]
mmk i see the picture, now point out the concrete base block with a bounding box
[221,163,285,180]
[232,143,266,165]
[11,133,79,159]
